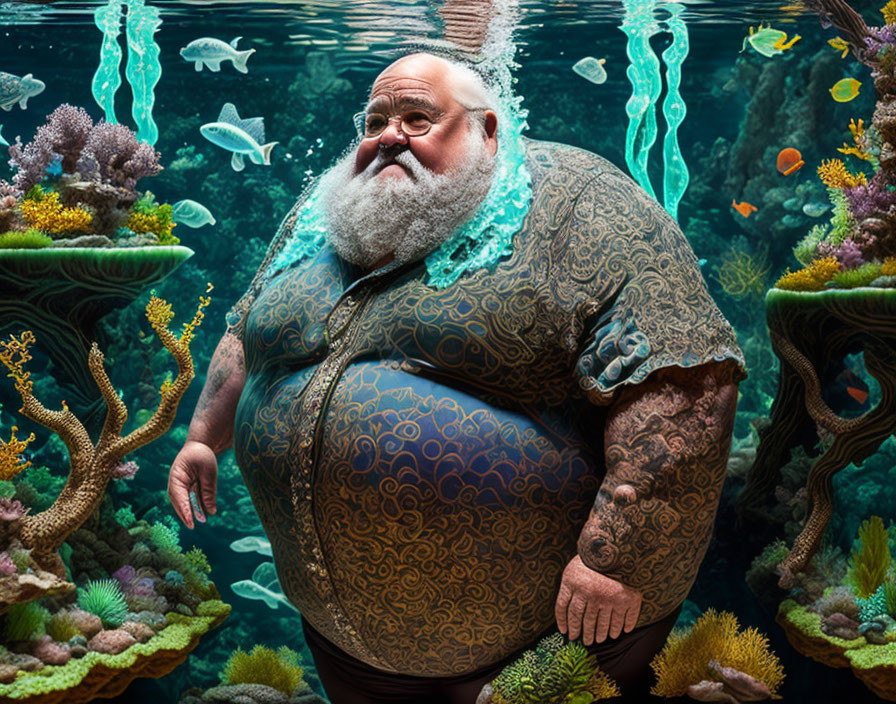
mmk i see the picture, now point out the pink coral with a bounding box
[87,628,136,655]
[0,498,30,522]
[64,607,102,638]
[0,552,16,575]
[112,460,139,480]
[32,635,71,666]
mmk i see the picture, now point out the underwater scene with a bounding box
[2,0,896,702]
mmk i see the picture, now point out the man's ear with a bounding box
[484,110,498,157]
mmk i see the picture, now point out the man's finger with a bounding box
[624,601,639,632]
[594,607,612,643]
[201,474,217,516]
[555,585,571,634]
[566,597,585,641]
[608,607,626,639]
[581,601,599,646]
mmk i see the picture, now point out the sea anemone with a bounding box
[77,578,130,628]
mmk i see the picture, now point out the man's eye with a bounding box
[404,113,432,126]
[365,115,387,131]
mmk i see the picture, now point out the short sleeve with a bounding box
[552,161,747,405]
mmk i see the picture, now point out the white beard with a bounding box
[319,129,496,270]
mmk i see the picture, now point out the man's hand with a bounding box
[168,440,219,529]
[555,554,641,645]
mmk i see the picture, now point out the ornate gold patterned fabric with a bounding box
[228,138,746,676]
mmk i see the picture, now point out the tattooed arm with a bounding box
[168,332,247,528]
[576,360,739,627]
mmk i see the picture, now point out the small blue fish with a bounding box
[172,199,216,228]
[0,125,7,147]
[200,102,277,171]
[180,36,255,74]
[45,154,63,177]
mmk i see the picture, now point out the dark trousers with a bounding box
[302,606,681,704]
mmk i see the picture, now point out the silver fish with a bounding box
[0,125,7,147]
[0,72,45,111]
[180,36,255,74]
[200,102,277,171]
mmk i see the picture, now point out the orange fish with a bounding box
[732,200,758,217]
[846,386,869,404]
[777,147,805,175]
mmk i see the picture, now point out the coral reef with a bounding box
[3,103,180,244]
[649,609,785,699]
[478,632,620,703]
[222,645,307,696]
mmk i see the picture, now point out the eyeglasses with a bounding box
[352,110,438,140]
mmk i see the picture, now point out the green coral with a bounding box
[3,602,51,641]
[114,505,137,529]
[859,583,891,621]
[829,262,883,289]
[794,224,828,267]
[490,632,619,704]
[148,521,181,559]
[221,644,308,696]
[77,579,129,628]
[847,516,892,599]
[128,191,179,245]
[0,229,54,249]
[46,611,83,642]
[825,188,854,247]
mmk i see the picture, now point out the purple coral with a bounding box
[0,498,30,523]
[0,551,16,575]
[8,104,94,193]
[112,460,139,480]
[76,122,162,190]
[844,172,896,221]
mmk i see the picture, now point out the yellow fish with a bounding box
[828,37,849,58]
[830,78,861,102]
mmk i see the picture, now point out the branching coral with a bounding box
[0,426,35,481]
[650,609,785,698]
[0,289,209,583]
[76,121,161,191]
[818,159,868,189]
[775,256,841,291]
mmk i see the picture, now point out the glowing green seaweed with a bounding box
[621,0,662,201]
[125,0,162,145]
[660,2,690,220]
[91,0,124,123]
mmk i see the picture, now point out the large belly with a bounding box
[235,361,600,675]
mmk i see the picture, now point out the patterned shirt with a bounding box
[227,138,746,675]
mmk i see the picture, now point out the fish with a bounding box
[572,57,607,85]
[802,201,830,217]
[0,72,45,111]
[742,24,800,58]
[179,36,255,74]
[830,77,861,102]
[172,199,216,228]
[0,125,7,147]
[777,147,804,176]
[828,367,871,411]
[200,102,277,172]
[732,200,758,218]
[828,37,849,58]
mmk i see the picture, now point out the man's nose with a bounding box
[377,120,409,147]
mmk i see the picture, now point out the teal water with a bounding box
[0,0,893,702]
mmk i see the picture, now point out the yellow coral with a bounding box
[126,212,177,242]
[712,247,771,300]
[651,609,785,698]
[19,192,92,235]
[882,256,896,276]
[817,159,867,189]
[0,330,35,395]
[0,426,35,481]
[883,0,896,25]
[180,283,213,348]
[838,118,876,162]
[775,257,841,291]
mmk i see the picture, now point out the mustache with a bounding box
[360,148,422,179]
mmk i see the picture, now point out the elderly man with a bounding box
[169,52,745,703]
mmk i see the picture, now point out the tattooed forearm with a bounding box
[187,332,247,452]
[577,360,739,625]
